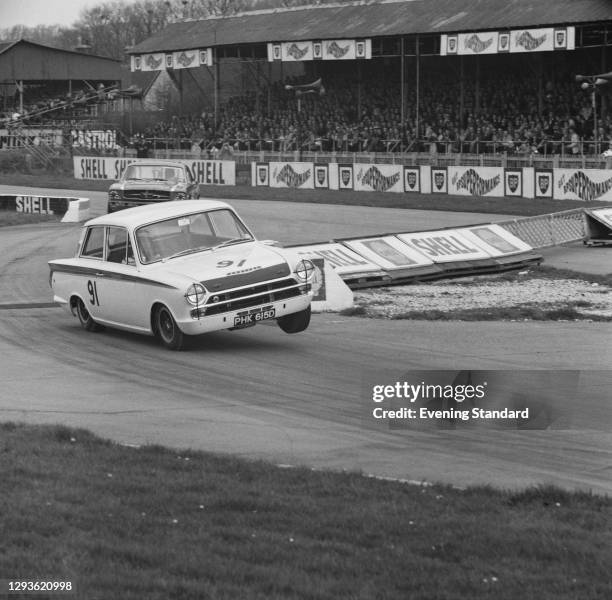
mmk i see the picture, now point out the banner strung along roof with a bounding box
[129,0,612,55]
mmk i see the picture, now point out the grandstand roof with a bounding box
[0,39,122,82]
[130,0,612,54]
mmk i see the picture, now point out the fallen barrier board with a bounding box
[289,242,388,286]
[288,222,541,289]
[395,230,502,276]
[583,207,612,245]
[456,224,541,266]
[396,229,497,267]
[339,236,443,280]
[456,224,535,256]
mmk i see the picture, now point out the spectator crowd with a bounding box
[141,61,612,157]
[3,59,611,157]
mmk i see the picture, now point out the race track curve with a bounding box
[0,186,610,494]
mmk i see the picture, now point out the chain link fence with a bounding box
[498,209,586,249]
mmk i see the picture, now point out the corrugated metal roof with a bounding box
[0,41,18,54]
[0,39,120,63]
[0,39,122,81]
[130,0,612,54]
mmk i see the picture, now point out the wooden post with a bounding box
[179,70,183,117]
[460,56,464,127]
[214,49,219,132]
[415,35,420,141]
[400,36,405,150]
[537,54,543,116]
[267,62,272,118]
[475,57,480,114]
[357,61,362,119]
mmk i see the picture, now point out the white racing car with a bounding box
[49,200,314,350]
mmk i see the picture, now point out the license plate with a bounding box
[233,308,276,327]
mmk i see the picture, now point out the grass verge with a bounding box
[1,422,610,600]
[1,170,605,216]
[339,303,612,321]
[385,304,612,322]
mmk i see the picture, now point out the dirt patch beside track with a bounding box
[350,269,612,321]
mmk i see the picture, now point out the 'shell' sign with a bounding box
[16,196,54,214]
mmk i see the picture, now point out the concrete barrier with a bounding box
[287,221,542,289]
[0,194,90,222]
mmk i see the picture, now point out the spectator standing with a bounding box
[567,127,581,156]
[134,134,150,158]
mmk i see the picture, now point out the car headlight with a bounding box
[109,190,120,200]
[185,283,207,306]
[294,259,315,281]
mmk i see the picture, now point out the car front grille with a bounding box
[201,277,304,317]
[123,190,171,200]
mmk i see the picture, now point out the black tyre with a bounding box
[75,297,102,332]
[277,305,311,334]
[154,305,185,350]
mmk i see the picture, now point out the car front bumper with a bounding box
[176,294,311,335]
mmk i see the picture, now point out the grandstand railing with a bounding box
[142,135,612,158]
[151,146,611,170]
[3,127,611,171]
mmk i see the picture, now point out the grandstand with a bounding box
[3,0,612,169]
[123,0,612,166]
[0,39,126,165]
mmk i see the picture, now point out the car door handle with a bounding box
[95,272,106,277]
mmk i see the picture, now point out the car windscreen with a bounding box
[123,165,183,182]
[135,209,253,264]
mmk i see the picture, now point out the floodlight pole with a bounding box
[575,72,612,154]
[297,96,302,161]
[285,79,324,161]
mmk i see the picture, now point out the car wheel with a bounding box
[155,305,185,350]
[277,305,311,334]
[76,297,102,332]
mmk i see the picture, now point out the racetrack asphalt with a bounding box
[0,185,610,494]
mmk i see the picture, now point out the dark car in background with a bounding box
[108,161,199,212]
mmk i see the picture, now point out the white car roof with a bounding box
[85,199,234,229]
